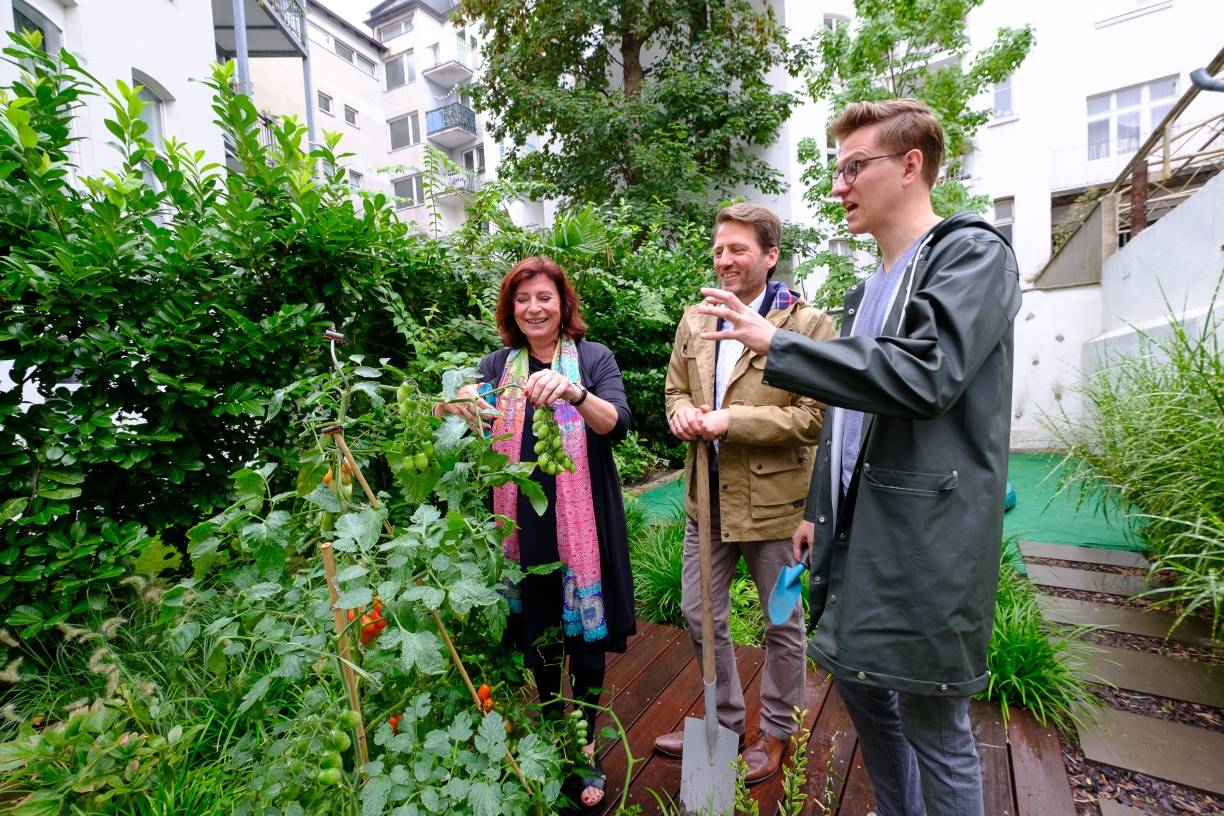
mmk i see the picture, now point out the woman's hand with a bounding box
[434,384,494,426]
[525,369,581,407]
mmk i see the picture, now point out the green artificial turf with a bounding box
[634,453,1142,551]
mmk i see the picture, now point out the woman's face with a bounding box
[512,274,562,347]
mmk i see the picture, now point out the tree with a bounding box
[794,0,1035,310]
[457,0,797,222]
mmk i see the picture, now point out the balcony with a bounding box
[422,40,476,87]
[213,0,307,59]
[426,103,478,149]
[434,169,481,201]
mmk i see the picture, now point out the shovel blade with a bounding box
[678,715,739,815]
[767,562,807,625]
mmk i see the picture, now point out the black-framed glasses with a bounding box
[831,153,906,186]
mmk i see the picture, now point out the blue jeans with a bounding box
[835,678,983,816]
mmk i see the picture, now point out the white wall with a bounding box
[0,0,222,176]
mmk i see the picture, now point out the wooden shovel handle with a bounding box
[694,439,716,686]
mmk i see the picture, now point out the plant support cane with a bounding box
[679,439,739,815]
[320,540,371,770]
[321,424,534,798]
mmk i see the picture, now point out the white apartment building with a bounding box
[246,0,496,234]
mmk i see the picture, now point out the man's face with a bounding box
[832,123,908,236]
[712,220,777,303]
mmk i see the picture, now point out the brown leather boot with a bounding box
[653,728,745,758]
[742,731,788,785]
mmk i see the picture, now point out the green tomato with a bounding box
[316,767,342,787]
[338,710,361,730]
[421,441,433,456]
[319,750,343,770]
[569,709,585,720]
[326,730,351,752]
[413,452,429,471]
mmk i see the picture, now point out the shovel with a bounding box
[679,439,739,815]
[767,550,808,626]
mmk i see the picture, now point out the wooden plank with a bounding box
[799,686,858,816]
[1081,643,1224,708]
[836,743,877,816]
[1077,706,1224,796]
[622,645,766,815]
[970,699,1015,816]
[1036,595,1216,648]
[1008,707,1076,816]
[747,666,834,812]
[1025,563,1148,596]
[525,619,662,704]
[1019,541,1149,569]
[595,625,693,749]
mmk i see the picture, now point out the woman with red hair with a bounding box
[436,256,634,811]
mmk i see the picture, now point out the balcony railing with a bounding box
[426,103,477,137]
[437,169,480,197]
[265,0,306,51]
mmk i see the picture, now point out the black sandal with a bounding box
[565,755,606,813]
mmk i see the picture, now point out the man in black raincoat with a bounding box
[698,98,1020,815]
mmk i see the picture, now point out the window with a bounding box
[378,15,412,42]
[393,175,425,208]
[327,37,376,77]
[318,91,333,115]
[829,239,852,256]
[1086,76,1177,160]
[823,14,850,30]
[344,105,359,127]
[994,198,1014,244]
[993,76,1013,118]
[348,169,364,188]
[388,113,420,150]
[12,1,62,52]
[463,145,485,174]
[136,86,165,147]
[385,50,415,89]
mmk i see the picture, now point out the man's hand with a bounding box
[668,404,709,441]
[698,408,730,441]
[792,520,814,563]
[697,288,777,354]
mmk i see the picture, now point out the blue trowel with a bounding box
[767,552,807,626]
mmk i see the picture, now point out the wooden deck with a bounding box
[589,620,1076,816]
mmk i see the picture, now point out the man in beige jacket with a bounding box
[654,203,835,783]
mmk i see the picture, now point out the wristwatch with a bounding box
[571,385,589,406]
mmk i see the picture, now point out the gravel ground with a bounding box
[1080,625,1224,665]
[1088,686,1224,735]
[1061,732,1224,815]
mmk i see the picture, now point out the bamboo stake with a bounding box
[323,426,533,797]
[320,540,371,769]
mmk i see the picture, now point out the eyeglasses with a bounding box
[831,153,906,186]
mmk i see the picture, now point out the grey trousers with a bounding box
[835,678,984,816]
[680,493,806,739]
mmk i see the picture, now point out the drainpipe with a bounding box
[300,0,319,153]
[232,0,251,95]
[1130,157,1148,238]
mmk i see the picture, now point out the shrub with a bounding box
[1045,287,1224,639]
[614,432,669,485]
[979,539,1099,734]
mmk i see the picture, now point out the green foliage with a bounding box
[457,0,797,223]
[1045,288,1224,639]
[978,539,1099,735]
[794,0,1035,308]
[0,35,493,636]
[629,513,687,630]
[614,432,669,485]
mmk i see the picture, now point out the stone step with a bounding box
[1024,563,1150,596]
[1081,643,1224,708]
[1019,540,1149,570]
[1037,595,1217,648]
[1098,802,1159,816]
[1077,707,1224,796]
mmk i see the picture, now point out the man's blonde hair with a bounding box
[829,98,945,187]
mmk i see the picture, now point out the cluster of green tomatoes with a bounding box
[532,406,574,476]
[314,709,361,787]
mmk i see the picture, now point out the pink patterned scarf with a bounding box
[491,338,607,641]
